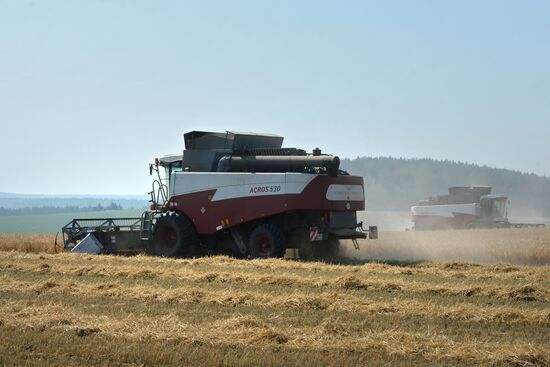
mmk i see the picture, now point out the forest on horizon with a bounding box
[342,157,550,217]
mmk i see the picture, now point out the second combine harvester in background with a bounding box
[411,186,546,230]
[62,130,377,259]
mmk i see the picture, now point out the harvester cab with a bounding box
[148,154,183,208]
[479,195,509,222]
[62,130,377,259]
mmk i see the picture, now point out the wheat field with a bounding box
[1,230,550,366]
[0,233,58,254]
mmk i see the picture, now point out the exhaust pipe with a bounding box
[217,155,340,177]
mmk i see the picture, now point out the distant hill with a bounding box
[341,157,550,217]
[0,193,148,210]
[0,192,147,200]
[0,202,124,217]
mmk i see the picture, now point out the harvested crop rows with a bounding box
[1,242,550,366]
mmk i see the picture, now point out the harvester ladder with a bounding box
[140,211,154,241]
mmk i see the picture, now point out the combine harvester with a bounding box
[61,130,377,259]
[411,186,546,230]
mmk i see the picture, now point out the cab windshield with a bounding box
[163,161,183,183]
[491,199,507,218]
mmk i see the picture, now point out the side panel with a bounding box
[168,172,364,235]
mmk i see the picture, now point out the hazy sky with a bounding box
[1,0,549,195]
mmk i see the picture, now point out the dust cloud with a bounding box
[340,227,550,266]
[357,210,413,232]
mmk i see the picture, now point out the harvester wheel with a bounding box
[247,223,286,258]
[152,211,199,257]
[317,238,340,260]
[300,238,340,262]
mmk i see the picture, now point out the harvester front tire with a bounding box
[247,223,286,258]
[152,212,199,258]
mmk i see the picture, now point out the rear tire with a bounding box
[247,223,286,258]
[152,212,199,257]
[300,237,340,262]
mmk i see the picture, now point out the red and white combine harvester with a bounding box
[411,186,546,230]
[62,131,377,259]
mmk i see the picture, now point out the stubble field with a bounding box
[1,229,549,366]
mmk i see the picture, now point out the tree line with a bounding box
[0,202,123,216]
[341,157,550,217]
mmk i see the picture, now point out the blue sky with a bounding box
[1,0,549,194]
